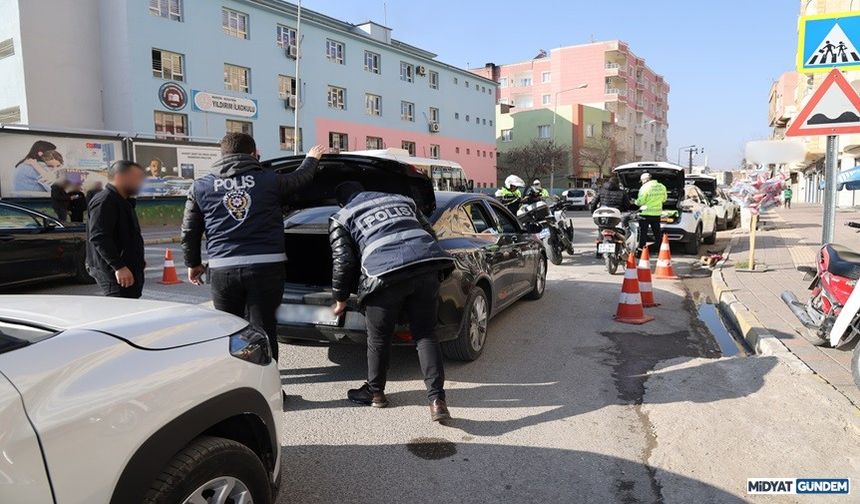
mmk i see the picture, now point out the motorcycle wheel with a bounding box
[604,253,619,275]
[547,241,563,266]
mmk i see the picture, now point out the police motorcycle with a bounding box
[592,207,639,274]
[517,193,575,266]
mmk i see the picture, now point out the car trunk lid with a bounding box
[686,176,717,198]
[615,165,685,209]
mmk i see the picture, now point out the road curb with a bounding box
[144,236,181,245]
[711,233,811,373]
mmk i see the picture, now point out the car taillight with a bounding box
[395,330,413,342]
[229,326,272,365]
[601,230,615,237]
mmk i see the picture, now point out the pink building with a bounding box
[473,40,670,163]
[768,71,800,139]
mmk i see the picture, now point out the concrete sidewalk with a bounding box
[142,225,181,245]
[714,203,859,406]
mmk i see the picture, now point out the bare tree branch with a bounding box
[578,124,628,179]
[498,139,569,184]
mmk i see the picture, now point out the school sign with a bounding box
[797,11,860,73]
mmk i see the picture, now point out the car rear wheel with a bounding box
[142,436,272,504]
[684,225,702,255]
[703,227,716,245]
[442,287,489,361]
[525,255,547,300]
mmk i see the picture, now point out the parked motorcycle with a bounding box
[782,221,860,388]
[592,207,639,274]
[517,199,575,265]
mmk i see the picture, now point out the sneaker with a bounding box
[430,398,451,422]
[347,383,388,408]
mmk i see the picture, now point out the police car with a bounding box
[615,162,717,254]
[686,174,739,230]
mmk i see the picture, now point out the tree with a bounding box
[498,139,569,185]
[578,123,628,180]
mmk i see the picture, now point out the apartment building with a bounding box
[0,0,499,186]
[472,40,669,184]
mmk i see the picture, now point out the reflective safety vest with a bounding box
[636,180,668,217]
[331,191,452,278]
[496,187,521,198]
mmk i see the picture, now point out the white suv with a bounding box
[0,296,283,504]
[686,175,739,230]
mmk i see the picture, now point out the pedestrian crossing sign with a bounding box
[797,11,860,73]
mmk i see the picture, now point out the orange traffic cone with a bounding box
[653,233,679,280]
[614,252,654,325]
[157,248,183,285]
[637,248,660,307]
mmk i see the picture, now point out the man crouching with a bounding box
[329,181,454,422]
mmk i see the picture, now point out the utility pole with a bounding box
[292,0,302,155]
[680,145,703,174]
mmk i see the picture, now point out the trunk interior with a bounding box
[283,205,336,305]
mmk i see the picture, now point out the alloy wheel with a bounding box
[536,257,547,294]
[469,295,489,352]
[182,476,253,504]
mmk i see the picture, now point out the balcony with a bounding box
[605,62,627,77]
[605,87,623,95]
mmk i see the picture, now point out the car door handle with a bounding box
[0,235,13,242]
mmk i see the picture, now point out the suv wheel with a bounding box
[442,287,489,361]
[143,436,272,504]
[684,225,701,255]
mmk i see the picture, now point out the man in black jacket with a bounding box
[182,133,325,360]
[50,179,71,222]
[86,161,146,298]
[589,176,631,212]
[329,181,454,422]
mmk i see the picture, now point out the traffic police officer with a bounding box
[181,132,326,359]
[329,181,454,422]
[635,172,668,251]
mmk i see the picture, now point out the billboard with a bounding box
[0,133,121,198]
[132,142,220,197]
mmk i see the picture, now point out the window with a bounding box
[224,64,250,93]
[278,75,296,98]
[586,123,595,138]
[366,136,384,149]
[0,38,14,60]
[541,94,551,105]
[329,132,349,151]
[149,0,182,21]
[520,76,532,86]
[326,39,344,64]
[429,107,439,123]
[226,119,253,135]
[400,62,414,82]
[222,8,248,39]
[326,86,346,110]
[455,147,460,154]
[541,71,551,83]
[482,118,487,125]
[537,124,551,139]
[154,111,187,138]
[365,93,381,116]
[151,49,184,81]
[430,144,440,159]
[465,114,470,122]
[280,126,302,151]
[364,50,380,74]
[489,204,519,233]
[499,77,508,88]
[401,140,416,156]
[434,205,476,236]
[466,148,470,155]
[465,203,493,233]
[512,95,533,108]
[400,101,414,122]
[481,86,486,92]
[0,205,41,229]
[454,77,459,85]
[465,80,469,88]
[501,129,513,142]
[429,70,439,89]
[276,24,296,49]
[489,120,493,126]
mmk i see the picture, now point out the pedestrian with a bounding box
[181,132,325,360]
[783,186,793,209]
[50,178,71,222]
[635,172,667,252]
[86,161,147,298]
[68,182,86,223]
[589,175,631,212]
[330,181,455,422]
[86,181,104,203]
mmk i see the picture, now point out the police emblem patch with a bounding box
[223,189,251,222]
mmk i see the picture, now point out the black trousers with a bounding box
[93,269,144,299]
[785,198,791,209]
[210,262,286,360]
[363,271,445,401]
[639,215,662,249]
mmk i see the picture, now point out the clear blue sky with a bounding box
[302,0,799,169]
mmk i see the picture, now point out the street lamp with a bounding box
[550,83,589,192]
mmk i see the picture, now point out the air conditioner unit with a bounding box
[416,65,427,76]
[285,45,298,59]
[428,122,440,133]
[284,95,297,109]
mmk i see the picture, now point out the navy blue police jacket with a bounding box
[181,153,319,269]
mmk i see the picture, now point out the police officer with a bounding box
[635,172,668,251]
[495,174,525,214]
[181,132,326,359]
[329,181,454,422]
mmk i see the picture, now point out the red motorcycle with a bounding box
[782,222,860,387]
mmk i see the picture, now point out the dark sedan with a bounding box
[266,154,547,361]
[0,201,92,288]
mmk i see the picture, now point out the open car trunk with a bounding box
[686,175,717,199]
[614,165,685,211]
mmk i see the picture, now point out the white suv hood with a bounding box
[0,296,247,349]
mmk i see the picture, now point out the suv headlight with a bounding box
[229,326,272,365]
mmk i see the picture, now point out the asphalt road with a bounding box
[16,212,859,502]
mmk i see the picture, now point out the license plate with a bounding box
[276,304,342,327]
[538,229,551,239]
[598,243,616,253]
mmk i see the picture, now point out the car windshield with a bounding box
[0,320,56,355]
[569,190,585,197]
